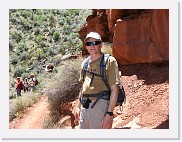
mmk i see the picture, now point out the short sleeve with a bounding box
[106,56,120,87]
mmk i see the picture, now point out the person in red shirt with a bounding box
[15,77,23,96]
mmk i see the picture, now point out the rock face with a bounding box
[79,9,169,65]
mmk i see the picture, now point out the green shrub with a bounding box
[32,64,42,74]
[11,30,23,43]
[49,15,56,27]
[9,90,17,99]
[50,27,56,35]
[21,10,31,18]
[9,40,16,51]
[19,51,27,61]
[53,31,60,42]
[45,47,52,56]
[21,72,30,80]
[13,66,24,77]
[36,49,45,60]
[52,54,62,66]
[10,53,19,65]
[14,42,27,55]
[34,27,40,35]
[35,35,45,43]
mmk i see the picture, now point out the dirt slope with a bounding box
[113,63,169,129]
[9,63,169,129]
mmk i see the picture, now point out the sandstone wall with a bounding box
[78,9,169,65]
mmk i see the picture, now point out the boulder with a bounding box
[113,9,168,64]
[79,9,169,65]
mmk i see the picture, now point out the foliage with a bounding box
[13,66,25,77]
[9,9,91,96]
[42,58,84,128]
[53,31,60,42]
[45,58,83,109]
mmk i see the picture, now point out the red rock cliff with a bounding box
[78,9,169,65]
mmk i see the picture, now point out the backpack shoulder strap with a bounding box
[100,54,111,91]
[82,56,91,82]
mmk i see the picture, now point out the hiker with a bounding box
[14,77,23,96]
[29,73,36,93]
[23,78,29,92]
[75,32,121,129]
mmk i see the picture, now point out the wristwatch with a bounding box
[106,111,113,116]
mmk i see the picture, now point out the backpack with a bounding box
[34,78,38,86]
[23,81,29,88]
[82,54,126,110]
[30,77,38,86]
[21,82,24,90]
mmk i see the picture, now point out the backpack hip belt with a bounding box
[83,91,110,99]
[81,91,110,108]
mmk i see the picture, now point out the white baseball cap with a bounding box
[84,32,102,42]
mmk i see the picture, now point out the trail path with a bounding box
[9,95,48,129]
[9,64,169,129]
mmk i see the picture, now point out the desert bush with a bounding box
[10,53,19,65]
[21,10,31,18]
[13,66,24,77]
[53,31,60,42]
[42,58,83,127]
[35,34,45,43]
[9,89,17,99]
[19,51,27,61]
[50,27,56,35]
[35,49,45,60]
[21,72,30,80]
[49,15,56,27]
[9,40,16,51]
[11,30,23,43]
[42,110,61,129]
[52,54,62,66]
[34,26,40,35]
[45,58,83,109]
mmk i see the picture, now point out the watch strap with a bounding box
[106,111,113,116]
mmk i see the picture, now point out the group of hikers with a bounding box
[14,73,38,97]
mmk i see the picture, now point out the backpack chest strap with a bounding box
[84,69,102,86]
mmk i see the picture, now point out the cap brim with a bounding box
[84,37,101,42]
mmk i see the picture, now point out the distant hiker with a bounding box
[14,77,23,96]
[45,63,54,72]
[75,32,121,129]
[23,78,29,92]
[29,73,36,93]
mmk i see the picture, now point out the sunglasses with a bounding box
[85,41,101,46]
